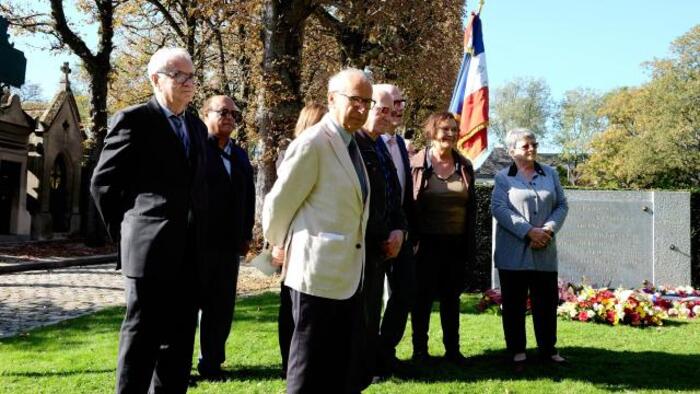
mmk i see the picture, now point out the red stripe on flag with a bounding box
[459,86,488,137]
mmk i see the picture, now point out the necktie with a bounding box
[386,136,406,201]
[170,115,190,157]
[348,139,368,203]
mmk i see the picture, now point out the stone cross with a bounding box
[61,62,71,88]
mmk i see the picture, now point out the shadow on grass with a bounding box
[190,365,282,386]
[1,368,114,378]
[404,347,700,391]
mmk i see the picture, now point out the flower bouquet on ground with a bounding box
[477,281,699,327]
[641,281,700,319]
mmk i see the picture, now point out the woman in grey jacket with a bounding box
[491,128,568,371]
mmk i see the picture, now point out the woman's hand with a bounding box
[271,245,285,267]
[527,227,552,249]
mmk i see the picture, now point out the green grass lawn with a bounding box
[1,292,699,393]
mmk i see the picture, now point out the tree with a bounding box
[15,81,44,102]
[553,88,606,184]
[254,0,316,225]
[489,77,554,146]
[308,0,464,129]
[579,25,700,189]
[2,0,117,244]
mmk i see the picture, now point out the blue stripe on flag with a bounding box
[448,52,471,115]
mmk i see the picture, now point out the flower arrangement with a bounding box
[557,286,666,327]
[476,282,700,327]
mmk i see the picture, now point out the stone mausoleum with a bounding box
[0,64,84,240]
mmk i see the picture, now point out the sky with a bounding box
[6,1,700,102]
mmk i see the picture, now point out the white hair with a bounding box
[374,83,401,98]
[147,47,192,80]
[327,68,371,94]
[505,128,537,150]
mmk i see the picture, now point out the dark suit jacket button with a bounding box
[356,243,361,249]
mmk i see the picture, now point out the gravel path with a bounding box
[0,263,280,338]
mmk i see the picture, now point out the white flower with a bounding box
[668,308,679,317]
[693,305,700,316]
[586,310,595,319]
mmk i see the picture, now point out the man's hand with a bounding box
[382,230,404,259]
[271,245,285,267]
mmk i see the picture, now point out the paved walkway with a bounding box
[0,264,123,338]
[0,263,279,338]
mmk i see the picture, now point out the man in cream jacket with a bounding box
[263,68,371,394]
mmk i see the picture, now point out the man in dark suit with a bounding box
[197,95,254,378]
[376,84,417,377]
[355,87,407,387]
[90,47,207,393]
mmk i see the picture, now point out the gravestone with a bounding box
[492,190,691,288]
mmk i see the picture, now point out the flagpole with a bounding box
[477,0,485,15]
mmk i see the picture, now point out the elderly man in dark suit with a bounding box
[355,86,407,386]
[91,47,208,393]
[375,84,417,377]
[197,95,254,378]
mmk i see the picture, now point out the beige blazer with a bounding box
[263,114,370,300]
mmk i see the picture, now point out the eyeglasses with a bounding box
[374,106,397,116]
[335,92,375,109]
[158,70,196,84]
[209,108,242,122]
[393,99,406,111]
[517,142,539,150]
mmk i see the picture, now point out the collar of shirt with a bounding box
[223,138,233,155]
[381,133,396,144]
[327,114,353,147]
[155,96,185,119]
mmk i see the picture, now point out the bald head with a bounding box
[362,86,394,138]
[373,84,405,132]
[327,68,373,132]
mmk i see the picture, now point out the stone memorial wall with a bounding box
[492,190,691,288]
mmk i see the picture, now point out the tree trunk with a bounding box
[254,0,314,237]
[83,60,111,246]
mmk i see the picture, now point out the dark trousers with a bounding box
[360,251,388,379]
[198,253,240,371]
[278,283,294,377]
[498,269,559,357]
[287,287,363,394]
[411,235,465,355]
[116,272,198,394]
[379,243,416,361]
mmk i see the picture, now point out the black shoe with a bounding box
[444,351,469,366]
[411,350,430,364]
[198,364,226,381]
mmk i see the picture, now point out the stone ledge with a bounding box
[0,254,116,274]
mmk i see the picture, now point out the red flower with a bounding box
[606,310,617,324]
[578,311,589,322]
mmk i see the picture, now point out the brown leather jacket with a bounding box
[410,147,477,266]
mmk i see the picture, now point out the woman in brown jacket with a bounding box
[410,111,477,365]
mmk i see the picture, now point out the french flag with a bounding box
[448,12,489,166]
